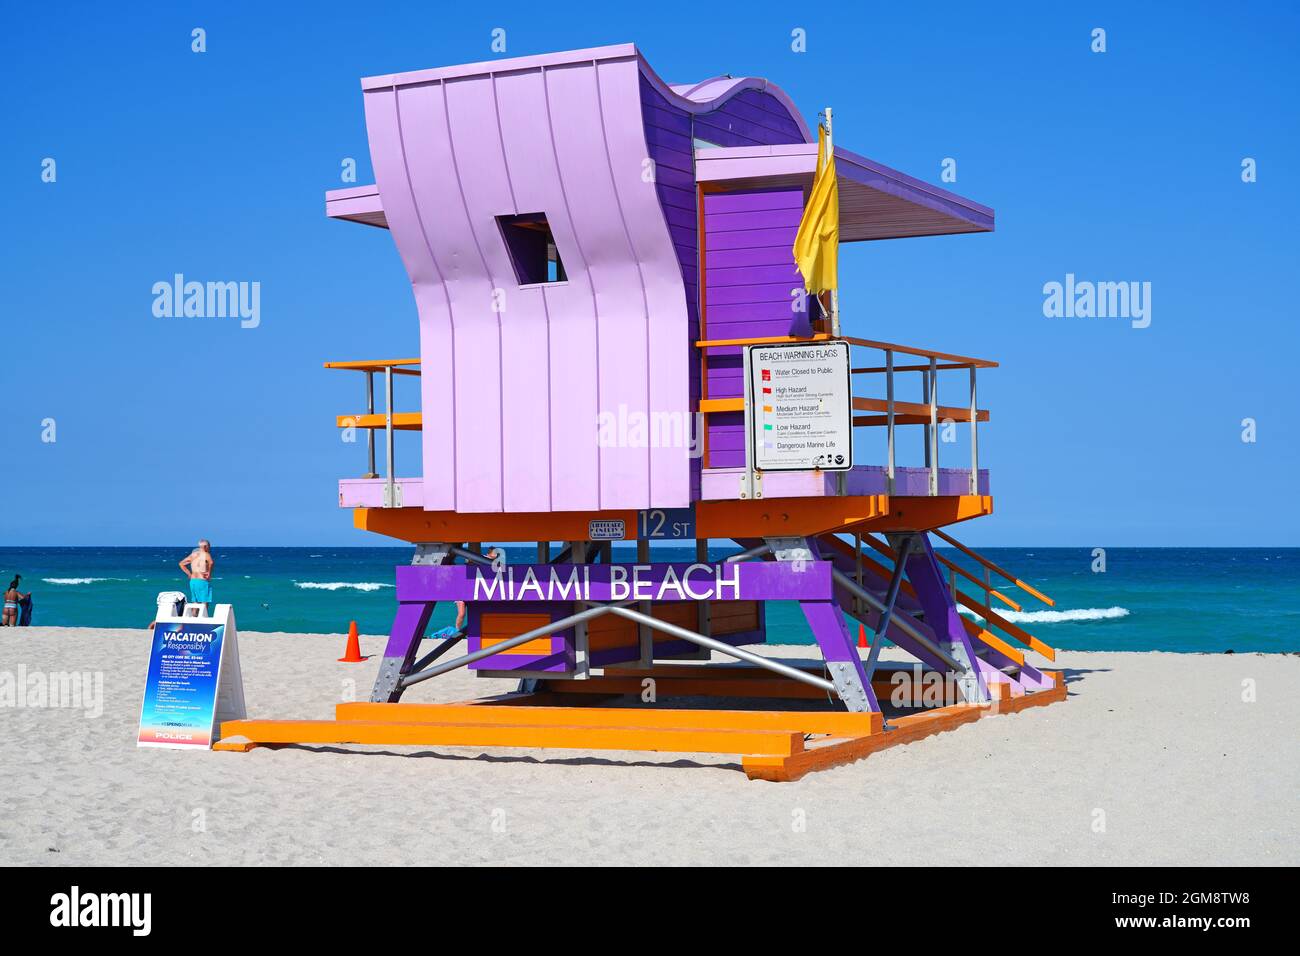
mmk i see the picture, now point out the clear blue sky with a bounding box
[3,1,1297,546]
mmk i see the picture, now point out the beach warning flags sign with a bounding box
[792,122,839,294]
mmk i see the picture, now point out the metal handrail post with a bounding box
[921,368,931,469]
[384,364,395,507]
[885,349,896,494]
[928,357,938,496]
[969,366,979,495]
[365,371,377,479]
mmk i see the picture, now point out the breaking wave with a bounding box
[293,581,393,592]
[42,577,125,585]
[962,606,1130,624]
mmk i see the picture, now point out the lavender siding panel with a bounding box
[362,90,458,511]
[394,82,505,512]
[547,62,651,508]
[493,70,601,510]
[445,76,552,512]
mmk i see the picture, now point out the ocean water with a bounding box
[1,546,1296,653]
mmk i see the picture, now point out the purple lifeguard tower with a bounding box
[218,44,1064,780]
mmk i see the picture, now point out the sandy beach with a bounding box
[2,626,1296,866]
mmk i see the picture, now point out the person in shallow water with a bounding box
[427,547,501,641]
[179,539,215,612]
[3,575,31,626]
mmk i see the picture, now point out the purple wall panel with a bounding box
[703,188,810,466]
[640,74,699,506]
[706,281,803,306]
[704,209,805,232]
[707,226,801,250]
[703,187,804,214]
[707,247,801,269]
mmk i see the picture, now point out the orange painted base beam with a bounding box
[335,700,882,737]
[215,717,804,758]
[212,672,1066,780]
[742,674,1068,782]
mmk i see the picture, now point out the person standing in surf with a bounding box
[3,576,31,626]
[179,539,216,612]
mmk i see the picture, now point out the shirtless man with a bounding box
[179,539,215,611]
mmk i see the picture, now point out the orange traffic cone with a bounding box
[857,623,870,649]
[338,620,366,662]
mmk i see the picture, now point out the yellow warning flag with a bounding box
[792,123,839,293]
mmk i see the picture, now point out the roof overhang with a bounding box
[325,183,386,228]
[695,143,994,240]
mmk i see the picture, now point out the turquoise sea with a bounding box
[1,546,1296,653]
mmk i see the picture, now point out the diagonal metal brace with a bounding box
[862,532,917,685]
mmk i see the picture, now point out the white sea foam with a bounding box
[41,577,124,585]
[293,581,393,592]
[961,606,1130,624]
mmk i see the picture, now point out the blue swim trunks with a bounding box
[189,577,213,606]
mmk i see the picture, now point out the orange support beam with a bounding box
[742,681,1067,782]
[336,412,423,430]
[217,718,805,758]
[335,701,882,738]
[356,506,640,542]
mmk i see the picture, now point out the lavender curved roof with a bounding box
[354,43,811,514]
